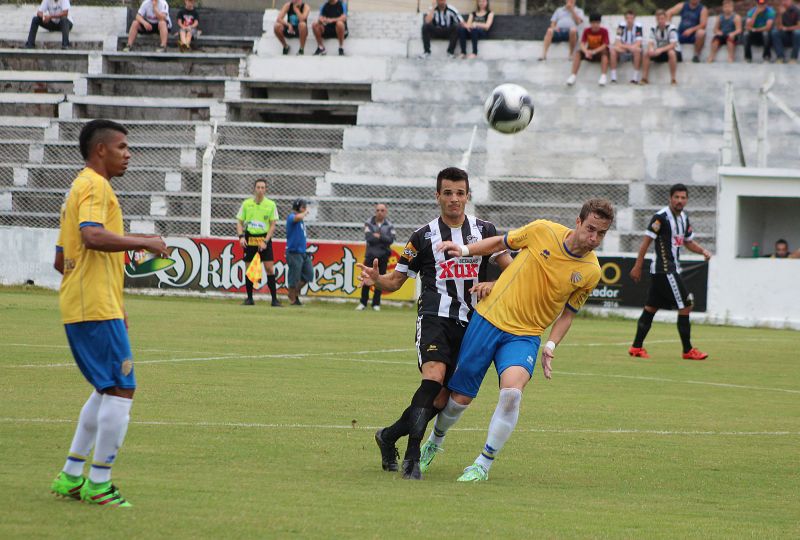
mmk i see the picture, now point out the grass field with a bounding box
[1,287,799,538]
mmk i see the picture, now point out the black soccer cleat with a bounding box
[271,299,283,307]
[242,298,254,306]
[375,429,399,472]
[401,459,422,480]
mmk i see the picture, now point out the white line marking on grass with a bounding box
[3,342,240,356]
[556,371,800,395]
[0,417,797,436]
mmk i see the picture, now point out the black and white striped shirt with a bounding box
[395,215,497,322]
[430,5,462,28]
[646,207,695,274]
[649,24,681,52]
[616,22,643,44]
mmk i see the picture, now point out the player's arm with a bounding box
[276,2,290,24]
[684,240,711,260]
[629,235,653,283]
[264,220,276,247]
[437,234,506,258]
[81,226,167,256]
[357,262,408,293]
[469,250,514,300]
[292,209,308,222]
[236,219,247,248]
[541,309,577,380]
[666,2,683,19]
[54,247,64,274]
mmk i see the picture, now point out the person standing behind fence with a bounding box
[286,198,313,306]
[237,179,281,307]
[357,204,395,311]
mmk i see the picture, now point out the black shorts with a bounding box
[712,33,738,45]
[653,50,682,63]
[580,51,608,62]
[244,235,274,262]
[138,21,164,34]
[646,273,693,310]
[322,22,348,39]
[282,24,301,37]
[415,314,467,383]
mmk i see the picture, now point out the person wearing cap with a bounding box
[285,198,313,305]
[744,0,776,62]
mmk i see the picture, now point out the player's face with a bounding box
[100,131,131,178]
[590,21,600,30]
[625,13,635,25]
[436,179,469,222]
[574,213,611,252]
[669,191,688,213]
[253,181,267,199]
[375,204,387,219]
[776,242,789,257]
[657,13,667,26]
[437,0,447,8]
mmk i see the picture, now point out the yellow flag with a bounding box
[246,252,263,284]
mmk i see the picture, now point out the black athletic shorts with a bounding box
[322,22,348,39]
[646,272,693,310]
[653,50,683,63]
[282,24,300,37]
[244,234,274,262]
[415,314,468,383]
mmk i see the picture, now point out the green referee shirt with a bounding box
[237,197,279,235]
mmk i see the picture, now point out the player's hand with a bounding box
[287,26,295,35]
[702,249,712,261]
[435,240,463,258]
[469,281,494,301]
[239,237,247,249]
[43,15,51,23]
[124,309,129,330]
[143,21,153,32]
[629,264,642,283]
[144,237,169,258]
[541,346,554,380]
[356,258,380,287]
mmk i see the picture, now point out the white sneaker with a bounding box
[598,74,607,86]
[355,304,366,311]
[373,305,381,312]
[566,74,576,86]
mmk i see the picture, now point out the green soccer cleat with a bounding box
[419,440,444,473]
[51,472,85,500]
[456,464,489,482]
[80,480,132,507]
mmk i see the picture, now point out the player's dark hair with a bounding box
[436,167,470,194]
[579,198,615,223]
[254,178,267,189]
[776,239,788,246]
[78,119,128,160]
[589,12,602,22]
[625,9,635,16]
[655,8,666,16]
[669,183,688,196]
[292,198,307,212]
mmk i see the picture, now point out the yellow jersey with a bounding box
[476,220,600,336]
[58,167,125,324]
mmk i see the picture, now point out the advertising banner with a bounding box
[124,236,417,301]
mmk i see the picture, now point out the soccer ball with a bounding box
[484,84,534,134]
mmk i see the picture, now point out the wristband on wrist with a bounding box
[460,244,470,257]
[238,234,245,238]
[545,340,557,351]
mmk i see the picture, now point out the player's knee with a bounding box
[498,388,522,414]
[412,379,443,408]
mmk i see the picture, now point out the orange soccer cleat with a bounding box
[682,348,709,361]
[628,347,650,358]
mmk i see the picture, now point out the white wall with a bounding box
[0,226,61,289]
[0,5,127,40]
[708,167,800,329]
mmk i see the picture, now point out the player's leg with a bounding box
[539,27,554,60]
[157,19,168,49]
[631,274,663,357]
[372,257,388,309]
[298,22,308,53]
[359,256,373,308]
[400,361,447,479]
[459,335,538,482]
[243,242,257,305]
[568,28,578,57]
[670,274,707,360]
[51,389,102,499]
[610,46,619,82]
[126,20,141,50]
[632,47,642,82]
[274,22,288,48]
[263,241,280,306]
[668,49,678,84]
[640,51,651,83]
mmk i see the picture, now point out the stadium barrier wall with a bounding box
[0,226,60,289]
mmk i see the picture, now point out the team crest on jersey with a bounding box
[651,220,661,233]
[540,249,550,259]
[570,271,582,284]
[121,359,133,376]
[424,231,434,240]
[466,235,480,244]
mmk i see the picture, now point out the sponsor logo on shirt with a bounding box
[651,220,661,233]
[438,257,480,279]
[540,249,551,259]
[673,235,685,247]
[402,242,418,259]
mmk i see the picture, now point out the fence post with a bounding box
[200,121,219,237]
[721,82,733,167]
[757,75,774,168]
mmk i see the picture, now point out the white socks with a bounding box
[62,391,103,477]
[474,388,522,471]
[427,396,469,446]
[89,394,133,484]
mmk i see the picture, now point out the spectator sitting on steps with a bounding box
[177,0,200,53]
[771,0,800,63]
[124,0,172,53]
[566,12,610,87]
[312,0,348,56]
[744,0,776,63]
[707,0,742,63]
[457,0,494,59]
[539,0,585,61]
[420,0,463,59]
[25,0,73,50]
[274,0,310,56]
[641,9,682,86]
[666,0,708,63]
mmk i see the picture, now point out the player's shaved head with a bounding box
[79,119,128,160]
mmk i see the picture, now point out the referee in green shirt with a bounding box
[237,178,281,306]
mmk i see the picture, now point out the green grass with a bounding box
[1,287,798,538]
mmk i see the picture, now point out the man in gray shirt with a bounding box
[539,0,585,61]
[357,203,395,311]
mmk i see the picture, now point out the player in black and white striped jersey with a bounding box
[610,10,644,83]
[358,167,512,479]
[420,0,463,58]
[628,183,713,361]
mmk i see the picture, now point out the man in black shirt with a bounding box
[311,0,348,56]
[177,0,200,52]
[629,183,712,361]
[359,167,511,480]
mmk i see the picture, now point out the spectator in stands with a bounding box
[357,204,395,311]
[312,0,348,56]
[771,0,800,63]
[286,199,313,306]
[666,0,708,62]
[274,0,310,55]
[177,0,199,53]
[771,238,791,258]
[744,0,776,62]
[566,13,609,87]
[641,9,682,86]
[457,0,494,59]
[24,0,72,50]
[707,0,742,63]
[124,0,172,53]
[539,0,585,61]
[609,10,643,83]
[421,0,462,59]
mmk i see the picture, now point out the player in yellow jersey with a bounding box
[50,120,168,507]
[419,199,615,482]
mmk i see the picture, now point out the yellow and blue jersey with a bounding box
[476,220,601,336]
[58,167,125,324]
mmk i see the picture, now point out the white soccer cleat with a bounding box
[372,305,381,312]
[598,74,607,86]
[355,304,366,311]
[566,74,577,86]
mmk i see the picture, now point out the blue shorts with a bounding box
[552,28,572,42]
[447,312,540,399]
[64,319,136,391]
[286,251,313,287]
[678,29,696,44]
